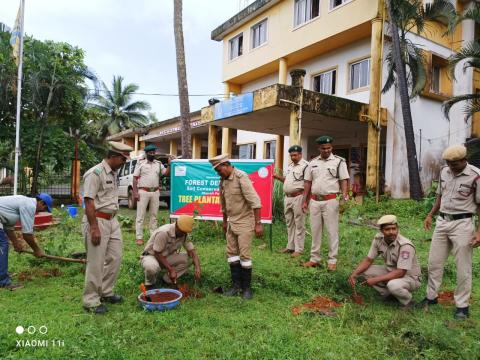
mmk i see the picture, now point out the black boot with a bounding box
[224,262,242,296]
[241,267,253,300]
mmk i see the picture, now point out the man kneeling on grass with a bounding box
[348,215,421,309]
[140,215,201,289]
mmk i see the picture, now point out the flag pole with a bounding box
[13,0,25,195]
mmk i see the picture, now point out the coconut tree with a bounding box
[91,75,150,138]
[383,0,456,200]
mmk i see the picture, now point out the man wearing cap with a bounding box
[0,193,52,290]
[420,144,480,320]
[82,141,133,314]
[133,144,171,246]
[209,154,263,300]
[302,135,349,270]
[273,145,309,257]
[140,215,201,289]
[349,215,421,308]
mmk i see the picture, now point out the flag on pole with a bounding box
[10,3,23,66]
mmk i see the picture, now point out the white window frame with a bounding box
[229,33,243,60]
[349,58,371,91]
[294,0,321,28]
[251,18,268,49]
[264,140,276,160]
[313,68,337,95]
[329,0,352,10]
[239,143,256,159]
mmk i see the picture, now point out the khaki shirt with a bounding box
[83,160,119,213]
[283,159,309,194]
[143,223,194,257]
[367,233,421,278]
[133,159,166,188]
[436,164,480,214]
[304,154,349,195]
[220,168,261,228]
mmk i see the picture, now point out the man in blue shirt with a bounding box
[0,193,52,290]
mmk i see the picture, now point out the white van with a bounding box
[117,154,170,209]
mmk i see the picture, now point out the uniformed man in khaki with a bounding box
[273,145,308,257]
[209,154,263,300]
[349,215,421,308]
[133,144,171,246]
[302,135,349,270]
[82,141,133,314]
[140,215,201,289]
[420,144,480,320]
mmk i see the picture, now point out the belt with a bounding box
[95,211,115,220]
[439,212,473,221]
[140,187,159,192]
[142,251,150,256]
[285,191,304,198]
[311,194,337,201]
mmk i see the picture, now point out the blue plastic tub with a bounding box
[138,288,183,311]
[67,205,78,218]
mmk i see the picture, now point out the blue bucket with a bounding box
[67,205,78,218]
[138,289,182,311]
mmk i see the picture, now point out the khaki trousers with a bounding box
[135,189,160,240]
[363,265,420,305]
[426,217,474,308]
[82,216,123,308]
[284,195,305,253]
[226,223,254,268]
[140,253,189,285]
[309,198,339,264]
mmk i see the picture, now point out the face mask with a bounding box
[147,155,155,162]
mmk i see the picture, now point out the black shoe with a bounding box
[101,295,123,304]
[381,294,399,304]
[241,267,253,300]
[417,297,438,308]
[454,307,469,320]
[84,304,108,314]
[1,283,24,291]
[224,262,242,297]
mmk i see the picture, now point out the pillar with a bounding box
[289,69,306,147]
[208,124,218,158]
[275,135,284,171]
[134,133,139,156]
[279,58,287,85]
[170,140,178,156]
[366,6,384,191]
[192,134,202,159]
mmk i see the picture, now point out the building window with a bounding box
[294,0,320,27]
[229,33,243,60]
[239,143,256,159]
[264,140,276,159]
[251,19,267,49]
[431,65,441,93]
[330,0,350,9]
[350,58,370,90]
[313,69,336,95]
[422,51,452,100]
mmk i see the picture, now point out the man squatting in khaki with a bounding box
[209,154,263,300]
[82,141,133,314]
[274,145,309,258]
[133,144,171,246]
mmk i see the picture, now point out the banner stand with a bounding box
[269,222,273,252]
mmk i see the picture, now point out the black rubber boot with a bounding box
[224,262,242,296]
[241,267,253,300]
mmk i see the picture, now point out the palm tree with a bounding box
[383,0,456,200]
[174,0,192,158]
[91,75,150,138]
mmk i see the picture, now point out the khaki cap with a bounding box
[177,215,194,233]
[108,141,133,158]
[209,154,229,169]
[377,214,398,226]
[442,145,467,161]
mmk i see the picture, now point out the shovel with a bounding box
[21,250,86,264]
[140,283,152,302]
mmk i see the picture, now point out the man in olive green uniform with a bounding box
[209,154,263,300]
[133,144,171,246]
[140,215,201,288]
[274,145,309,257]
[302,135,349,271]
[82,141,133,314]
[421,144,480,320]
[349,215,421,308]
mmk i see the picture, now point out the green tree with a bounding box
[90,75,150,138]
[383,0,456,200]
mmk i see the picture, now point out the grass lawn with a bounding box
[2,198,480,359]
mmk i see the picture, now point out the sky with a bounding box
[0,0,244,121]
